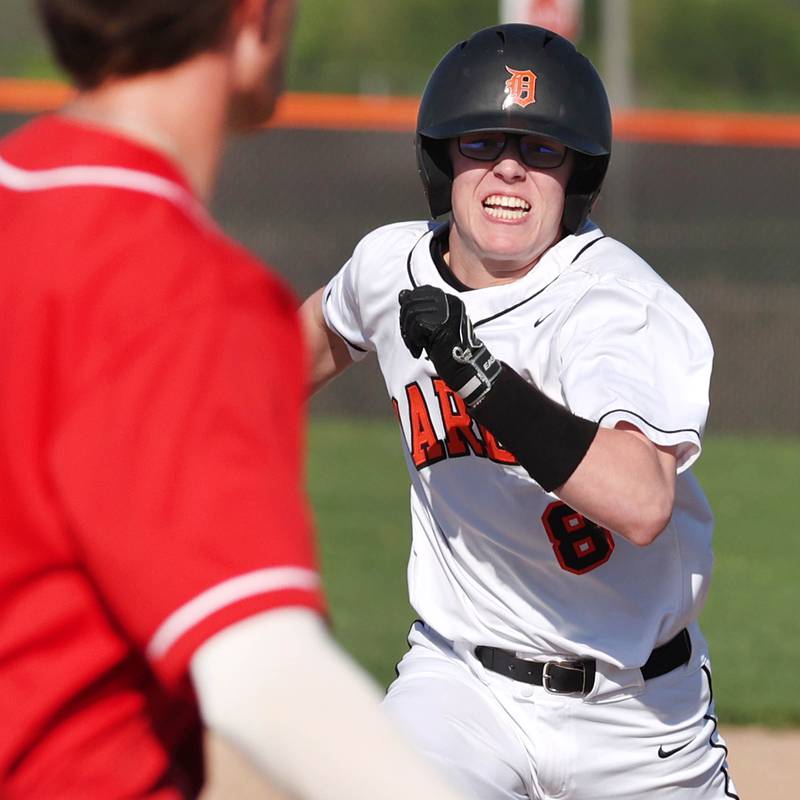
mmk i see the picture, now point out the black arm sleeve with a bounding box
[469,364,599,492]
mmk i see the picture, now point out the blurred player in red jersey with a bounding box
[0,2,465,798]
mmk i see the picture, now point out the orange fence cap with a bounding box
[1,80,799,147]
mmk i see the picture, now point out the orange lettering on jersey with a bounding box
[432,379,486,459]
[503,67,537,110]
[478,423,520,466]
[391,397,400,422]
[405,383,446,469]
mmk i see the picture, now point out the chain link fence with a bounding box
[3,113,797,433]
[213,126,800,434]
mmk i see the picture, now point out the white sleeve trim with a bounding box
[0,155,210,227]
[146,566,320,660]
[597,408,702,473]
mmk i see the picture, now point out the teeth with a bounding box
[484,206,528,220]
[483,194,531,211]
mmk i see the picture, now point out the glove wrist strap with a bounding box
[451,344,501,406]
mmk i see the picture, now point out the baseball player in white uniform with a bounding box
[301,24,738,800]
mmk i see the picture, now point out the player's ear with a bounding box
[228,0,296,129]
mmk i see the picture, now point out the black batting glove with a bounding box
[399,285,502,407]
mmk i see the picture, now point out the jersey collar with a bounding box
[406,220,604,321]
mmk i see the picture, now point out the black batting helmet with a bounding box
[416,24,612,233]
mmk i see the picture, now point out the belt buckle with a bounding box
[542,659,587,695]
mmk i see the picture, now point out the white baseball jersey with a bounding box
[323,219,714,669]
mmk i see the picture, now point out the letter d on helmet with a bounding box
[416,24,612,234]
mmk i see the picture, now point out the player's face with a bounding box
[227,0,296,130]
[448,134,572,279]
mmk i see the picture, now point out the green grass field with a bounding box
[307,419,800,727]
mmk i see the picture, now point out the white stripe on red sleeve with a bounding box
[146,566,321,660]
[0,156,211,226]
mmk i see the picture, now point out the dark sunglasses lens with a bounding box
[459,135,506,161]
[519,138,566,168]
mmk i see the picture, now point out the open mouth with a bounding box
[482,194,531,221]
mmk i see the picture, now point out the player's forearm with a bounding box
[299,287,354,394]
[398,288,677,546]
[470,367,675,545]
[191,608,465,800]
[557,424,677,545]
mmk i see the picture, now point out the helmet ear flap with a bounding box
[562,192,591,234]
[417,136,453,218]
[563,153,610,233]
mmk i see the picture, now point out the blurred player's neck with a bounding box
[64,53,230,201]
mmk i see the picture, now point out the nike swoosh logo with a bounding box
[657,740,692,759]
[534,310,555,327]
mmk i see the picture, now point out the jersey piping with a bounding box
[406,228,433,288]
[473,275,561,328]
[597,408,700,439]
[146,566,320,659]
[570,234,607,264]
[473,234,605,326]
[0,155,211,228]
[701,665,740,799]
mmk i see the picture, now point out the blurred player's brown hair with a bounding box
[37,0,238,88]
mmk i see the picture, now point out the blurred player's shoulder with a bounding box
[1,114,297,328]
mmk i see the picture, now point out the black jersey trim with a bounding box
[597,408,700,439]
[406,231,605,329]
[333,328,367,353]
[430,228,473,292]
[570,235,607,264]
[471,235,605,327]
[473,275,561,328]
[323,288,368,352]
[406,229,433,289]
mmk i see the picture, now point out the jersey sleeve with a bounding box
[49,267,326,689]
[557,277,713,471]
[321,239,375,361]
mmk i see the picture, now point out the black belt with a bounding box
[474,628,691,695]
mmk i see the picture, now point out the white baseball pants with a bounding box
[384,622,738,800]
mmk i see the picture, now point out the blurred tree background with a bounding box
[2,0,799,112]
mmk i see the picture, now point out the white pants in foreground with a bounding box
[384,622,738,800]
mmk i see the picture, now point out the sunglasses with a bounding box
[458,132,567,169]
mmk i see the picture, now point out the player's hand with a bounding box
[398,285,502,406]
[398,285,450,358]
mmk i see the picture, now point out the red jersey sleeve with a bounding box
[49,245,325,688]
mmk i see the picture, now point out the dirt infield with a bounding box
[201,726,799,799]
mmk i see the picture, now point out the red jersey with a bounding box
[0,116,326,798]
